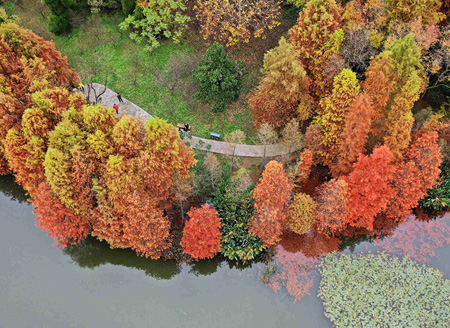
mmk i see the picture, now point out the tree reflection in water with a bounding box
[64,237,181,280]
[0,174,29,203]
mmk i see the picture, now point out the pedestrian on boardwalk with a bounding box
[78,82,84,91]
[117,92,123,103]
[114,104,119,115]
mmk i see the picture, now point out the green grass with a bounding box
[50,14,256,140]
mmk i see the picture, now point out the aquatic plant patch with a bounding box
[318,252,450,328]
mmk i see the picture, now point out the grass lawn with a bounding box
[10,1,263,140]
[8,0,296,141]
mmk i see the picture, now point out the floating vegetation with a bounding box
[318,252,450,328]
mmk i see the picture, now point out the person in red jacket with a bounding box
[113,104,119,115]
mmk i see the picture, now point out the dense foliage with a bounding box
[195,0,280,47]
[249,160,293,246]
[181,204,223,260]
[318,252,450,328]
[213,179,263,262]
[420,167,450,210]
[193,42,246,112]
[119,0,190,51]
[249,38,311,127]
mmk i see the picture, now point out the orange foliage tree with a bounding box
[407,131,443,195]
[249,38,311,127]
[346,146,396,231]
[249,160,294,246]
[181,204,223,260]
[296,149,313,185]
[4,88,84,194]
[363,35,425,161]
[0,23,78,174]
[32,182,91,247]
[331,93,375,177]
[195,0,281,47]
[315,178,349,236]
[289,0,343,99]
[39,103,195,256]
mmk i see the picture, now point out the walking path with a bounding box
[82,83,299,158]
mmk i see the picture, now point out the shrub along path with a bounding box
[82,83,300,158]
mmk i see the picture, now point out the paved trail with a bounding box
[82,83,299,158]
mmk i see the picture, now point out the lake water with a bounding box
[0,175,332,328]
[2,174,450,328]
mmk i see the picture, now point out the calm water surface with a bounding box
[0,175,331,328]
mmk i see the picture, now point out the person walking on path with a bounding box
[117,92,123,103]
[114,104,119,115]
[78,82,84,91]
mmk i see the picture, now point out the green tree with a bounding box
[193,42,247,112]
[119,0,190,52]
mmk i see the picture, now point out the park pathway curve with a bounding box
[82,83,300,158]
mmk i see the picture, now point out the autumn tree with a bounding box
[289,0,343,99]
[407,131,443,195]
[195,0,281,47]
[119,0,190,51]
[249,38,312,127]
[42,104,195,257]
[387,0,445,26]
[316,68,360,164]
[285,193,317,235]
[363,35,425,160]
[315,178,349,236]
[32,181,92,247]
[295,149,313,185]
[331,93,374,177]
[249,160,294,246]
[181,204,223,260]
[193,43,246,112]
[346,146,396,231]
[280,119,303,154]
[0,23,78,174]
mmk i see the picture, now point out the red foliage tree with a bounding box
[331,93,374,177]
[296,149,313,185]
[249,160,294,246]
[346,146,396,231]
[315,178,350,236]
[123,191,172,259]
[32,182,91,247]
[407,130,442,194]
[181,204,223,260]
[384,162,422,221]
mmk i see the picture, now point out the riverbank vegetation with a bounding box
[2,0,450,324]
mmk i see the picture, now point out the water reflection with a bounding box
[0,174,29,203]
[189,257,222,276]
[64,237,182,280]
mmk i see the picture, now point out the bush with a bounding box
[419,166,450,210]
[48,15,70,35]
[213,179,263,261]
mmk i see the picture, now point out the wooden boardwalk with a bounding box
[82,83,300,158]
